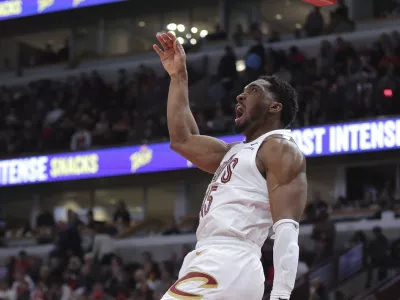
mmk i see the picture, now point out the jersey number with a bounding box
[200,185,218,218]
[200,158,239,218]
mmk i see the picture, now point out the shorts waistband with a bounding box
[196,236,261,258]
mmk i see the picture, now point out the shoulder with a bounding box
[259,136,306,176]
[222,141,241,155]
[228,142,241,149]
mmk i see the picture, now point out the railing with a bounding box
[291,244,364,299]
[355,272,400,300]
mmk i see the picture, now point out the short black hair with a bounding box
[259,75,299,128]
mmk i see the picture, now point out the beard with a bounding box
[234,119,251,134]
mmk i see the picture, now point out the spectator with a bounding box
[296,251,309,279]
[333,195,350,210]
[335,0,349,20]
[14,251,31,276]
[104,257,124,297]
[391,234,400,266]
[207,23,227,41]
[162,218,181,236]
[378,180,394,208]
[86,210,104,233]
[44,102,64,125]
[305,192,329,222]
[274,65,292,83]
[140,252,151,265]
[268,30,281,43]
[36,208,55,228]
[311,211,336,256]
[232,24,244,47]
[58,39,70,62]
[11,269,34,295]
[134,268,154,299]
[113,200,131,229]
[309,278,329,300]
[366,226,390,287]
[48,277,72,300]
[43,43,57,64]
[153,261,175,298]
[0,279,16,300]
[36,265,51,288]
[334,37,357,74]
[304,6,325,37]
[93,112,110,139]
[57,218,83,259]
[328,0,354,34]
[144,260,161,286]
[67,209,83,228]
[288,46,306,69]
[176,246,191,272]
[64,256,82,290]
[317,40,335,76]
[245,33,265,81]
[70,125,92,151]
[218,46,238,93]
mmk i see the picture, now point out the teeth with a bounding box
[236,105,244,113]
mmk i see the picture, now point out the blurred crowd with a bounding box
[216,28,400,127]
[0,201,399,300]
[1,24,400,157]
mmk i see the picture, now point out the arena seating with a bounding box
[1,27,400,159]
[0,11,400,300]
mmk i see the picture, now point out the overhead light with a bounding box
[236,60,246,72]
[138,21,145,27]
[167,23,177,31]
[295,23,302,29]
[186,33,192,38]
[177,24,185,32]
[199,30,208,38]
[190,38,197,45]
[191,27,198,33]
[276,14,282,20]
[177,37,185,44]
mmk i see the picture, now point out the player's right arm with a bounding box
[153,32,232,173]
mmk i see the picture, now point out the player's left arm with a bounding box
[260,137,307,300]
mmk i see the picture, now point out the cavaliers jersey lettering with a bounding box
[196,129,293,248]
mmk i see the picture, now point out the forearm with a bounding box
[270,219,300,300]
[167,72,199,144]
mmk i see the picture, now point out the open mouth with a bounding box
[235,104,245,124]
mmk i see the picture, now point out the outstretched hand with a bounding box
[153,32,187,77]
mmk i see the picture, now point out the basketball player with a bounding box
[153,32,307,300]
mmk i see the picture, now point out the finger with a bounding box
[153,44,164,57]
[173,39,186,56]
[167,31,176,41]
[156,33,168,51]
[161,32,173,48]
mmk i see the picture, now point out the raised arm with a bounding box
[259,137,307,300]
[153,32,232,173]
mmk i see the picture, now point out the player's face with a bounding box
[234,79,281,134]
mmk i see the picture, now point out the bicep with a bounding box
[263,139,308,222]
[171,135,233,174]
[267,171,307,222]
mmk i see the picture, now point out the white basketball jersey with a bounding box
[196,129,293,248]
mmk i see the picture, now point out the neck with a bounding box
[244,120,282,143]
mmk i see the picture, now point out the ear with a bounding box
[268,102,282,113]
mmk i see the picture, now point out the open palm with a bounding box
[153,32,187,76]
